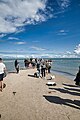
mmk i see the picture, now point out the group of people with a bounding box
[15,58,52,76]
[0,57,80,92]
[14,58,80,83]
[36,59,52,78]
[24,58,52,78]
[24,58,37,69]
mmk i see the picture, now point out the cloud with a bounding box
[0,49,80,58]
[60,30,65,33]
[57,29,68,35]
[31,46,46,51]
[0,0,49,34]
[15,42,26,45]
[74,44,80,54]
[56,0,70,9]
[15,28,25,34]
[8,37,19,40]
[0,0,71,34]
[66,51,71,54]
[1,53,78,58]
[0,54,26,58]
[0,33,6,38]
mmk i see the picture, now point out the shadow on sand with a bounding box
[62,83,79,87]
[8,71,17,74]
[64,87,80,92]
[28,74,35,78]
[49,88,80,96]
[43,95,80,110]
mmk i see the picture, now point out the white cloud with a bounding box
[57,29,68,35]
[59,30,65,33]
[8,37,19,40]
[66,51,71,54]
[0,0,71,34]
[0,0,49,33]
[31,46,46,51]
[15,42,26,45]
[15,28,25,34]
[56,0,70,9]
[0,50,80,58]
[74,44,80,54]
[0,54,26,58]
[0,33,6,38]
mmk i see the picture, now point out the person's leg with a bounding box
[41,69,43,77]
[0,81,2,88]
[0,74,3,91]
[17,69,19,73]
[49,67,51,73]
[0,81,3,91]
[16,68,19,73]
[38,69,40,77]
[16,68,18,73]
[44,69,46,77]
[48,67,51,73]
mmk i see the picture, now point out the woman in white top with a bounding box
[0,58,6,92]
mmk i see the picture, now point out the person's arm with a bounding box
[4,64,7,73]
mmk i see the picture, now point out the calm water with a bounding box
[4,59,25,72]
[3,58,80,80]
[51,58,80,80]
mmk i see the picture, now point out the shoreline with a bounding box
[51,70,75,81]
[4,58,80,80]
[0,69,80,120]
[7,67,76,81]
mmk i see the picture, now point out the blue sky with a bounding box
[0,0,80,58]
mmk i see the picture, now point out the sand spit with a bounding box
[0,69,80,120]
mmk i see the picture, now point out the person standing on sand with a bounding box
[37,60,41,77]
[48,60,52,73]
[0,58,6,92]
[74,66,80,85]
[41,62,46,78]
[15,59,19,73]
[24,59,27,68]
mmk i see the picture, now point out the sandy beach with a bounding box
[0,69,80,120]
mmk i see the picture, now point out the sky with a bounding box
[0,0,80,58]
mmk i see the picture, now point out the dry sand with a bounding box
[0,69,80,120]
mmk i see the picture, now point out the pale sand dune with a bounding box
[0,69,80,120]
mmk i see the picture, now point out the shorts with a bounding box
[0,73,4,81]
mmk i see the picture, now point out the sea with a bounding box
[3,58,80,80]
